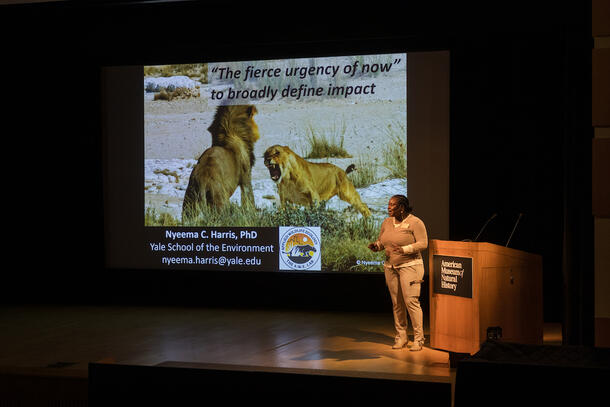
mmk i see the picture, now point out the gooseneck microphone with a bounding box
[505,212,523,247]
[462,213,497,242]
[473,212,498,242]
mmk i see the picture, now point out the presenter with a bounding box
[368,195,428,351]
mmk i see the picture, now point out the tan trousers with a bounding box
[384,263,425,344]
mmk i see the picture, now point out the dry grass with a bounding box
[303,121,352,159]
[144,63,208,83]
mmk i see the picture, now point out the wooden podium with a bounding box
[428,239,543,355]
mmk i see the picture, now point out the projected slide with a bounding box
[143,53,407,272]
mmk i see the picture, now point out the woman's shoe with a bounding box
[409,340,424,351]
[392,336,408,349]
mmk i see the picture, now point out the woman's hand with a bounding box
[388,244,404,255]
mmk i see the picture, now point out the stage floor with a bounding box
[0,305,452,380]
[0,304,562,401]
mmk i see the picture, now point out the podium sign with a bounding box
[432,255,473,298]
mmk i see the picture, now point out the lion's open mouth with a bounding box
[267,163,281,182]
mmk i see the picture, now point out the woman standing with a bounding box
[368,195,428,351]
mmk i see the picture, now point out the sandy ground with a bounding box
[144,72,407,221]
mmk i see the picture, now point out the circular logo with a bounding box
[279,227,321,270]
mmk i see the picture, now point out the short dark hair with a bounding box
[391,194,413,214]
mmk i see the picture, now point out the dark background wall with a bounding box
[0,1,593,343]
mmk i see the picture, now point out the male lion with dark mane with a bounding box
[182,105,260,222]
[264,145,371,217]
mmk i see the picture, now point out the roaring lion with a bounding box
[263,145,371,217]
[182,105,260,221]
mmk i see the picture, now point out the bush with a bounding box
[147,201,385,272]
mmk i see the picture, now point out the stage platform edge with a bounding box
[89,360,453,406]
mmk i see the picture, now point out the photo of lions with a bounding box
[144,54,406,271]
[264,145,371,217]
[181,105,260,222]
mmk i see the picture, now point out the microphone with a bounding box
[462,213,497,242]
[505,213,523,247]
[473,212,498,242]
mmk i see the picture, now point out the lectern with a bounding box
[428,239,543,355]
